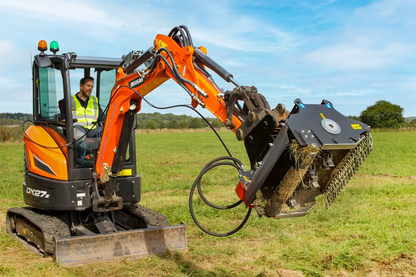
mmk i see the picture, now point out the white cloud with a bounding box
[0,76,25,88]
[190,23,295,53]
[334,90,376,96]
[0,40,31,79]
[304,0,415,70]
[306,42,410,70]
[0,40,13,52]
[0,0,122,27]
[355,0,416,24]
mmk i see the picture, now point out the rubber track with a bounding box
[122,204,170,228]
[7,207,71,255]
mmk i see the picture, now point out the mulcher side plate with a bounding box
[287,99,370,150]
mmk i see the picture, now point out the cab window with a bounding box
[98,69,116,110]
[37,67,63,120]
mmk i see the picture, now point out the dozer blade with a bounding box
[54,223,187,266]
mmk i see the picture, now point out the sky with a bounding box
[0,0,415,118]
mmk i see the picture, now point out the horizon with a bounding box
[1,110,415,120]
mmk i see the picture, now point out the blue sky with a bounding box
[0,0,415,118]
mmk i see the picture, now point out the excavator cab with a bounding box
[33,51,126,168]
[6,40,187,265]
[27,45,140,206]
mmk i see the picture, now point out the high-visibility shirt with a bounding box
[71,94,98,129]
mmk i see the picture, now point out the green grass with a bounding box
[0,144,25,205]
[0,130,415,276]
[358,131,416,177]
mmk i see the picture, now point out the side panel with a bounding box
[24,173,88,210]
[24,172,140,210]
[24,125,68,180]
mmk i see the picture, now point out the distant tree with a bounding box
[167,120,179,129]
[189,118,202,129]
[360,100,404,128]
[210,119,224,129]
[0,113,32,122]
[410,120,416,127]
[347,115,361,122]
[136,120,144,129]
[159,121,167,129]
[178,121,188,129]
[144,120,158,129]
[199,118,207,127]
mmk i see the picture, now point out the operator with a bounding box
[61,77,105,165]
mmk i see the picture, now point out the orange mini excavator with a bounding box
[6,26,372,265]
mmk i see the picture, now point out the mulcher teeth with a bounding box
[325,133,373,208]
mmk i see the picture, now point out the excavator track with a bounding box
[122,204,170,228]
[6,207,71,256]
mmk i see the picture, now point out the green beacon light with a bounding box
[50,41,59,54]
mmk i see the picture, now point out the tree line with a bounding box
[136,112,224,129]
[1,101,413,129]
[0,113,33,126]
[138,101,413,129]
[0,112,223,129]
[137,100,416,129]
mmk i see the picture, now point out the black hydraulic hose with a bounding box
[153,48,199,92]
[168,26,190,47]
[118,85,234,157]
[178,25,194,46]
[168,25,194,47]
[195,156,244,209]
[145,49,193,97]
[189,156,252,237]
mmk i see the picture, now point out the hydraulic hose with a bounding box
[189,156,252,237]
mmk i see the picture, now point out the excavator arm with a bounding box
[94,26,372,234]
[94,27,264,207]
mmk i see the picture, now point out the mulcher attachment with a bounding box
[190,98,372,237]
[236,99,372,218]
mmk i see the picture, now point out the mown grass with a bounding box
[0,130,415,276]
[358,131,416,177]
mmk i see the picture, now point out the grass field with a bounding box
[0,131,415,276]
